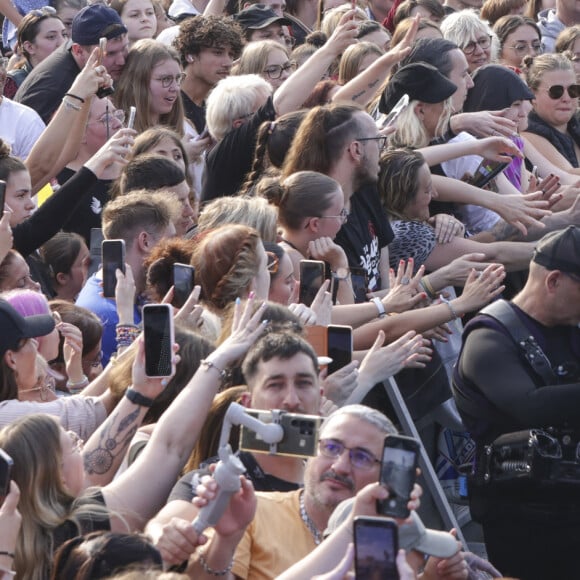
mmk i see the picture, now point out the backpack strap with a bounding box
[479,300,556,385]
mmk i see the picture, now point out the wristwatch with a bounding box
[332,267,350,281]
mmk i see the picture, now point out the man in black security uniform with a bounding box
[453,226,580,580]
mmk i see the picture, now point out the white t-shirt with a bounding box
[0,96,45,159]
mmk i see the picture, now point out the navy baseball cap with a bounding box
[234,4,291,31]
[72,4,127,46]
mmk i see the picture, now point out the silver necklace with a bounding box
[299,490,322,545]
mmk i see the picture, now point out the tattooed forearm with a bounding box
[488,219,522,241]
[83,407,141,475]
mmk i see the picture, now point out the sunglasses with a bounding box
[545,84,580,99]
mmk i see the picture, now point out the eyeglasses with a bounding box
[30,5,57,17]
[507,41,542,55]
[153,73,186,88]
[318,208,349,224]
[263,60,297,80]
[356,135,388,149]
[318,438,380,470]
[91,109,126,126]
[84,350,103,369]
[462,35,492,55]
[543,84,580,100]
[266,251,279,274]
[66,430,84,454]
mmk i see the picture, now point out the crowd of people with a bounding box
[0,0,578,577]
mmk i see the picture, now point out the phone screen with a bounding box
[354,516,398,580]
[377,435,420,519]
[101,240,125,298]
[299,260,325,307]
[173,263,195,309]
[327,325,352,375]
[143,304,174,377]
[471,159,510,189]
[0,180,6,214]
[0,449,13,505]
[351,267,368,304]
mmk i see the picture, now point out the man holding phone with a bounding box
[15,4,129,123]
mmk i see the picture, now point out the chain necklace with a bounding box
[299,490,322,545]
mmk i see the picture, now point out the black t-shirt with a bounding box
[15,42,80,124]
[181,90,206,135]
[169,451,300,503]
[334,184,394,292]
[57,167,113,245]
[201,97,277,203]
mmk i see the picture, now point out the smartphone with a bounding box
[172,263,195,309]
[299,260,325,307]
[471,158,511,189]
[354,516,398,580]
[0,449,13,506]
[239,409,322,458]
[0,180,6,214]
[143,303,175,378]
[377,435,420,519]
[327,325,352,375]
[88,228,104,278]
[127,106,136,130]
[101,239,125,299]
[377,94,409,130]
[96,37,115,98]
[351,267,368,304]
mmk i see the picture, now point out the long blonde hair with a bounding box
[0,415,109,580]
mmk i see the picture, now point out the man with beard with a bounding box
[282,103,393,293]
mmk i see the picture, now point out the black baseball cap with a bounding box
[234,4,291,31]
[0,300,55,358]
[532,226,580,278]
[72,4,128,46]
[379,62,457,114]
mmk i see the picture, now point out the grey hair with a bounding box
[320,404,397,437]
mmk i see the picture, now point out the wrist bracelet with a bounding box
[125,387,155,408]
[116,324,140,348]
[0,552,14,559]
[439,294,460,320]
[64,92,85,103]
[421,276,436,300]
[371,297,386,318]
[67,374,88,388]
[200,359,227,380]
[198,550,233,576]
[62,97,82,111]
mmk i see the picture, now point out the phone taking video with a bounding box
[354,516,399,580]
[470,158,510,189]
[0,448,13,506]
[327,325,352,375]
[127,106,136,130]
[173,262,195,309]
[377,435,420,519]
[101,239,125,299]
[299,259,325,307]
[377,94,409,130]
[239,409,322,458]
[96,37,115,98]
[350,267,368,304]
[143,303,175,378]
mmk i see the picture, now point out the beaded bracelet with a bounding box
[198,550,233,577]
[66,375,89,393]
[116,324,140,348]
[439,294,460,320]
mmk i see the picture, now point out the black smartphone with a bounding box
[143,304,175,378]
[101,239,125,299]
[239,409,322,458]
[0,448,14,506]
[377,435,420,519]
[0,180,6,214]
[88,228,104,278]
[172,263,195,309]
[377,93,409,130]
[351,267,368,304]
[327,325,352,375]
[471,158,510,189]
[299,259,325,307]
[354,516,399,580]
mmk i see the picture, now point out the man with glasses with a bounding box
[453,226,580,580]
[15,4,129,123]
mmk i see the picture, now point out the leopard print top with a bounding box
[389,220,436,274]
